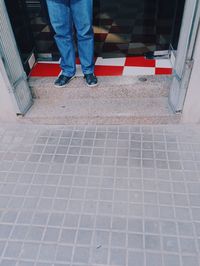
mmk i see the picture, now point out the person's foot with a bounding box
[54,74,75,88]
[84,73,98,87]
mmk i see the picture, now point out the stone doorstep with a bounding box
[29,76,171,99]
[23,75,180,125]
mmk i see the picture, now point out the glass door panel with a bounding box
[4,0,35,73]
[5,0,186,63]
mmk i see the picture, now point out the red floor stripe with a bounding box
[125,56,155,67]
[75,58,81,65]
[155,68,173,75]
[94,66,124,76]
[30,63,61,77]
[30,58,173,77]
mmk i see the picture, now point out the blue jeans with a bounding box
[46,0,94,76]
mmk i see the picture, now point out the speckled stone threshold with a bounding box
[23,76,181,125]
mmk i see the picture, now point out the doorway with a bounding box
[5,0,185,70]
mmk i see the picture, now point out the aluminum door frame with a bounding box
[0,0,33,115]
[169,0,200,112]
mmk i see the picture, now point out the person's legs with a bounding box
[46,0,76,77]
[70,0,94,75]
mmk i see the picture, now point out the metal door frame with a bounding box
[169,0,200,112]
[0,0,33,115]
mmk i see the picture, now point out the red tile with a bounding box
[94,66,124,76]
[155,68,173,75]
[125,56,155,67]
[30,63,60,77]
[76,58,81,65]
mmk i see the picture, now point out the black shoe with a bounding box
[54,74,75,88]
[84,73,98,87]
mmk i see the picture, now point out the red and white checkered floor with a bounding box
[30,56,173,77]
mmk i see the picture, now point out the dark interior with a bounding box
[5,0,185,72]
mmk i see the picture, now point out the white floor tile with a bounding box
[95,57,126,66]
[156,59,172,68]
[76,65,84,77]
[123,66,155,76]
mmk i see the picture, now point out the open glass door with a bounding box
[4,0,36,74]
[10,0,186,61]
[169,0,200,112]
[94,0,185,58]
[0,0,33,115]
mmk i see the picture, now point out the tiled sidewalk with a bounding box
[0,124,200,266]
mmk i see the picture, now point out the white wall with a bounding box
[0,58,17,122]
[182,26,200,123]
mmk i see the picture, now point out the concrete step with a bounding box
[29,76,171,99]
[24,75,180,125]
[24,97,180,125]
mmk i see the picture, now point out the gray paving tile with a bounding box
[182,255,200,266]
[111,232,126,247]
[128,218,143,232]
[80,214,95,229]
[160,206,175,219]
[0,224,12,239]
[16,210,33,224]
[32,212,49,226]
[128,251,144,266]
[53,199,68,211]
[48,213,64,227]
[38,243,57,262]
[26,226,44,241]
[180,238,197,253]
[76,229,93,245]
[91,246,108,264]
[59,229,76,244]
[1,259,18,266]
[178,222,194,237]
[163,254,181,266]
[43,227,60,242]
[162,236,179,252]
[1,124,200,265]
[10,225,29,240]
[55,245,73,262]
[175,207,191,220]
[4,241,23,258]
[128,233,143,249]
[73,246,90,263]
[145,235,161,250]
[112,217,127,231]
[110,248,126,266]
[144,220,160,234]
[161,220,177,235]
[95,215,111,230]
[146,253,163,266]
[20,242,39,260]
[144,204,159,218]
[93,230,110,247]
[1,210,18,223]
